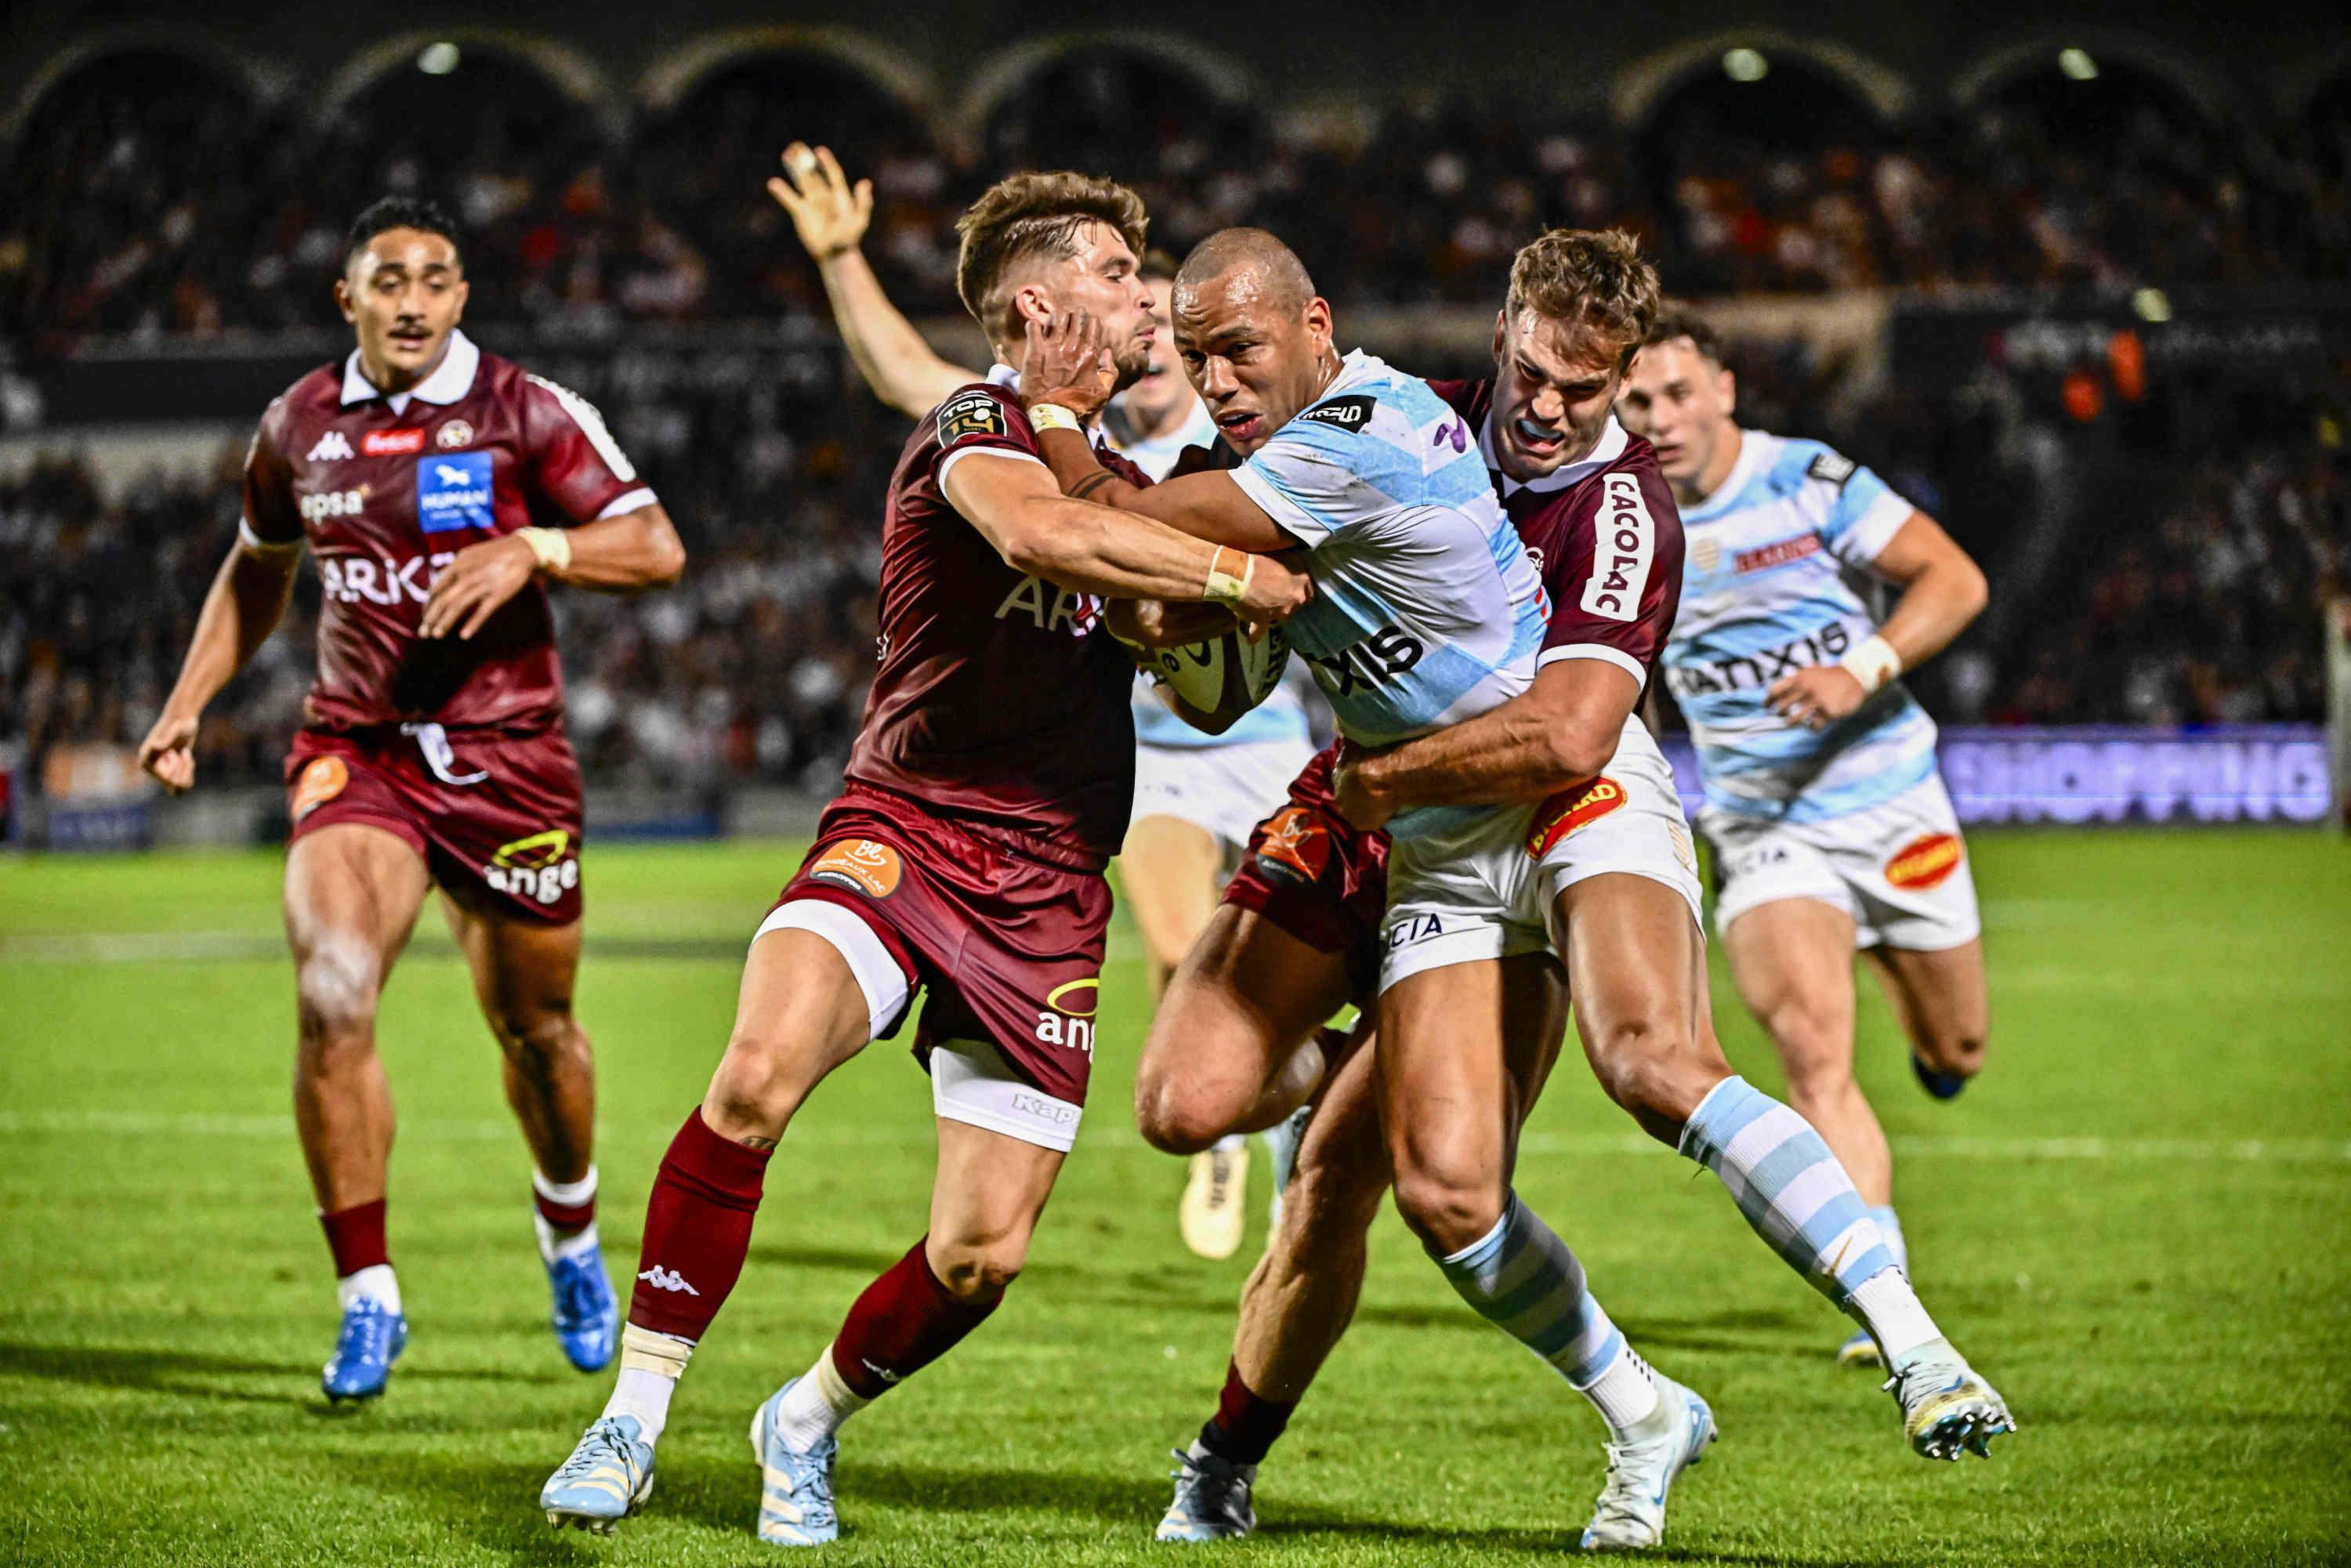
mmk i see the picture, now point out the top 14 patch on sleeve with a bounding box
[1295,395,1376,433]
[1806,450,1856,487]
[936,389,1010,445]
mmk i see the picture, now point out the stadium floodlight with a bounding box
[2059,47,2099,81]
[2132,287,2172,323]
[1722,48,1769,83]
[418,42,460,76]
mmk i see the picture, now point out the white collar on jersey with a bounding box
[986,362,1020,391]
[1680,426,1769,523]
[1479,411,1630,496]
[340,329,481,411]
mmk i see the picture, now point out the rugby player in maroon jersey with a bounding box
[538,172,1310,1545]
[136,197,686,1403]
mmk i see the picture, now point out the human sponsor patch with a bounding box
[806,838,904,899]
[936,389,1010,446]
[1806,450,1857,487]
[1885,831,1964,891]
[1579,472,1655,622]
[1295,395,1376,433]
[1253,804,1334,888]
[416,450,494,534]
[291,755,348,822]
[1524,775,1626,859]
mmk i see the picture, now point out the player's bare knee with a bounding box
[492,1002,581,1076]
[1288,1150,1389,1241]
[928,1232,1027,1302]
[1914,1022,1988,1080]
[1389,1160,1504,1256]
[295,933,382,1051]
[705,1027,814,1132]
[1134,1074,1231,1155]
[1588,1013,1715,1126]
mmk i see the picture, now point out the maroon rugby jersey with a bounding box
[845,375,1145,863]
[241,331,652,730]
[1430,378,1684,697]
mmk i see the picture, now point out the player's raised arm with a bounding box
[138,422,306,793]
[941,449,1306,623]
[1766,508,1987,730]
[769,143,976,418]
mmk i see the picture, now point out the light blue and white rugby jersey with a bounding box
[1662,427,1935,824]
[1112,398,1315,751]
[1230,350,1549,839]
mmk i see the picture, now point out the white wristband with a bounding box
[1027,403,1082,435]
[517,527,573,575]
[1204,545,1253,608]
[1838,633,1903,695]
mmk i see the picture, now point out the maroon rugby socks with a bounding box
[1196,1360,1298,1467]
[765,1236,1008,1453]
[627,1108,771,1338]
[321,1197,401,1313]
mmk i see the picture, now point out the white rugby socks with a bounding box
[336,1264,401,1316]
[601,1324,694,1442]
[768,1341,874,1454]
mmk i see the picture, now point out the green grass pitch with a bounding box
[2,829,2347,1566]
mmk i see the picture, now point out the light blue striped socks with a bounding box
[1433,1193,1663,1436]
[1679,1076,1940,1363]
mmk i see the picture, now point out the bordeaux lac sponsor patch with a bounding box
[936,389,1010,445]
[1296,395,1376,433]
[1806,450,1857,487]
[806,838,904,899]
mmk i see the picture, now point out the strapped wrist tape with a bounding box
[1838,633,1903,695]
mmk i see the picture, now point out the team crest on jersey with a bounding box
[436,419,474,450]
[1806,451,1857,487]
[1254,805,1334,888]
[290,755,349,822]
[416,451,494,533]
[1297,395,1376,433]
[1524,776,1625,860]
[306,431,353,462]
[806,838,904,899]
[936,390,1009,445]
[1885,832,1963,891]
[1689,536,1722,573]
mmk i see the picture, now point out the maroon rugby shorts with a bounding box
[1220,743,1391,1004]
[771,783,1111,1107]
[284,722,585,924]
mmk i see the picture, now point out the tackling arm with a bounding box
[1338,658,1642,829]
[769,142,975,417]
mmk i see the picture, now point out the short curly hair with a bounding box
[1505,228,1661,367]
[955,172,1149,341]
[344,195,462,272]
[1644,305,1728,366]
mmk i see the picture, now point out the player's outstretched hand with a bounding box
[1019,308,1117,422]
[422,535,538,641]
[768,143,873,262]
[136,709,201,794]
[1766,665,1867,730]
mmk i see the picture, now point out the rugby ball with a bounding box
[1152,625,1291,727]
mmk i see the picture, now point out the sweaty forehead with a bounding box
[1507,310,1621,382]
[1173,270,1278,339]
[354,229,459,275]
[1628,339,1706,387]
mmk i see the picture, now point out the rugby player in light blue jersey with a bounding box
[1027,232,2010,1505]
[769,146,1317,1258]
[1621,310,1994,1368]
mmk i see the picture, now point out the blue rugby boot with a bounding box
[542,1414,656,1534]
[321,1297,408,1403]
[548,1243,620,1372]
[751,1378,840,1546]
[1156,1443,1257,1542]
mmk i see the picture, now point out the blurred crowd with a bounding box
[5,46,2348,350]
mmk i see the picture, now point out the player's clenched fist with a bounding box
[1235,549,1313,629]
[422,534,539,640]
[136,709,201,794]
[767,143,873,262]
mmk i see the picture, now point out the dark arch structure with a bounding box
[640,26,935,131]
[1952,32,2235,125]
[2,28,271,152]
[955,29,1255,152]
[317,28,618,141]
[1616,30,1914,129]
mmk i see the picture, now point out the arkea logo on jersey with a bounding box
[1297,395,1376,433]
[936,389,1009,445]
[1524,776,1625,860]
[320,549,458,606]
[1581,472,1654,622]
[994,574,1101,637]
[362,428,426,457]
[806,838,902,899]
[484,829,580,906]
[417,451,494,533]
[1033,976,1099,1056]
[306,431,354,462]
[1886,832,1963,891]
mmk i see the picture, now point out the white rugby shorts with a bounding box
[1699,771,1980,952]
[1378,718,1704,994]
[1131,736,1317,853]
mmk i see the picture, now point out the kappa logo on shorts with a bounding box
[936,389,1009,445]
[290,755,349,823]
[1525,776,1626,860]
[1254,805,1333,887]
[485,829,580,906]
[1886,832,1963,891]
[1033,976,1099,1057]
[806,838,903,899]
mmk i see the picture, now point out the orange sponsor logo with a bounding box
[1254,805,1331,886]
[1886,832,1963,891]
[1525,776,1626,859]
[291,755,348,823]
[806,838,903,899]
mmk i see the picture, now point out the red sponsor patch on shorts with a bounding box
[361,428,426,456]
[291,755,348,823]
[1254,805,1331,886]
[1525,776,1626,859]
[806,838,904,899]
[1886,832,1963,891]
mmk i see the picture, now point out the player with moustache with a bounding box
[1619,310,1994,1368]
[1021,227,2012,1551]
[1016,228,1720,1550]
[766,143,1315,1259]
[538,173,1311,1549]
[137,197,686,1402]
